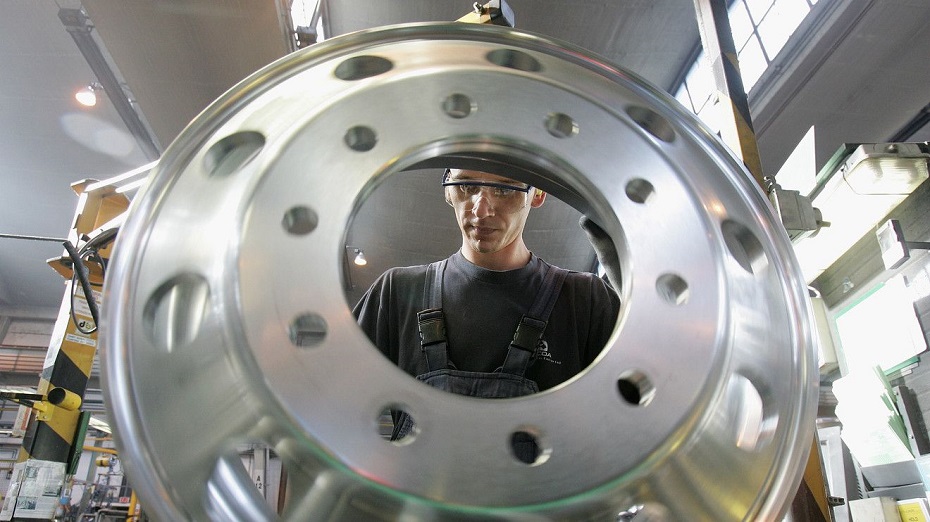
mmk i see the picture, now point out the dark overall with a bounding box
[391,258,567,462]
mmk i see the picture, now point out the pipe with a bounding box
[83,446,118,455]
[127,490,139,521]
[94,508,129,522]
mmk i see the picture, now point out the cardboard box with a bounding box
[862,461,923,488]
[868,484,928,501]
[913,455,930,491]
[850,497,903,521]
[897,498,930,522]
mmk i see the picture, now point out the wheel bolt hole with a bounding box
[627,105,676,143]
[656,273,689,306]
[334,55,393,81]
[486,49,542,72]
[545,112,578,138]
[282,206,318,235]
[288,313,327,347]
[380,406,418,445]
[443,93,475,119]
[143,273,210,353]
[510,430,547,465]
[625,178,655,204]
[722,219,769,274]
[617,370,655,406]
[344,126,377,152]
[203,131,265,178]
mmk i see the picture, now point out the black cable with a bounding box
[82,248,107,285]
[70,247,107,334]
[62,230,116,334]
[63,240,100,334]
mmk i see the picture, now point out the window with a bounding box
[834,276,928,373]
[675,0,820,131]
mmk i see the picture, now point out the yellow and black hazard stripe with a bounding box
[717,48,765,188]
[18,179,124,467]
[695,0,766,190]
[18,280,98,464]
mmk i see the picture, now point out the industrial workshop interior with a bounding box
[2,0,930,520]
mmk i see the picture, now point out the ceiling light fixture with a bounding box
[353,248,367,266]
[59,8,161,159]
[75,82,103,107]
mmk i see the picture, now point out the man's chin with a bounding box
[467,240,500,255]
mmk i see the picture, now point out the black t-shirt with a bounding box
[353,251,621,391]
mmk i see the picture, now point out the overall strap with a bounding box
[501,263,569,376]
[418,260,448,372]
[423,259,446,311]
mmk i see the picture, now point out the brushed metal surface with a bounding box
[101,23,817,521]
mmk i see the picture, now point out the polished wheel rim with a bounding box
[102,22,817,521]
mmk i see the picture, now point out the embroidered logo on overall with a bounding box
[535,339,561,365]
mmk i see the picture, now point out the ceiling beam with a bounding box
[58,7,161,161]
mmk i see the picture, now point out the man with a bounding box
[353,168,621,443]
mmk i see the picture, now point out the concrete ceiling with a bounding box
[322,0,700,90]
[0,1,147,319]
[0,0,292,322]
[2,0,930,329]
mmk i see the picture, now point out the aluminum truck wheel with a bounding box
[102,22,817,521]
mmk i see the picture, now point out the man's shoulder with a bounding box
[536,259,618,305]
[561,268,612,293]
[353,262,437,317]
[381,263,432,277]
[536,258,604,286]
[370,263,429,287]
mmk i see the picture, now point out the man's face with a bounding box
[444,170,545,256]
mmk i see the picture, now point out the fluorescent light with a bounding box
[792,143,929,281]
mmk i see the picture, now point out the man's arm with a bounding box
[584,272,622,365]
[353,273,395,361]
[352,265,429,369]
[579,216,622,292]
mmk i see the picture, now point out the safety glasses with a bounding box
[441,169,532,214]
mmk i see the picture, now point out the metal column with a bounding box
[693,0,767,187]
